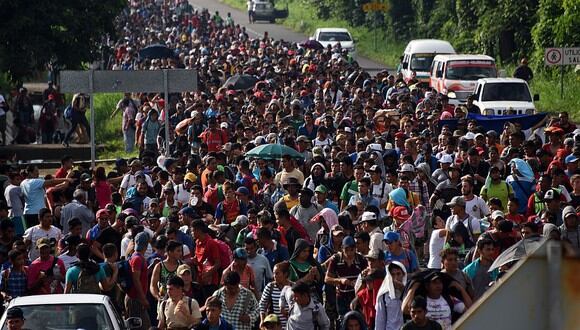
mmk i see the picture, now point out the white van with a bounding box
[472,78,539,115]
[400,39,455,86]
[430,54,497,104]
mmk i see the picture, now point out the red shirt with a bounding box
[55,167,68,178]
[27,256,66,295]
[199,129,227,152]
[195,235,221,285]
[356,277,383,327]
[127,252,147,299]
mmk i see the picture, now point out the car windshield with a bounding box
[2,304,115,330]
[481,82,532,102]
[318,32,352,42]
[410,54,435,71]
[446,60,496,80]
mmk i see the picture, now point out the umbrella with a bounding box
[488,235,543,272]
[300,39,324,50]
[245,143,304,160]
[138,44,175,59]
[223,74,258,91]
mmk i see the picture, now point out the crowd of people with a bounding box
[1,0,580,330]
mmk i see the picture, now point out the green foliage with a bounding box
[92,93,138,159]
[0,0,126,84]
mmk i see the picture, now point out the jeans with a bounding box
[125,296,151,330]
[64,110,90,144]
[124,127,135,153]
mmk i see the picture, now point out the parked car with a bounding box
[312,28,356,58]
[400,39,455,87]
[0,294,142,330]
[430,54,497,105]
[252,0,276,23]
[471,78,539,115]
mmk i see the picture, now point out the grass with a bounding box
[92,93,139,160]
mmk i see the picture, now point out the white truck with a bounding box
[311,28,356,58]
[472,78,539,115]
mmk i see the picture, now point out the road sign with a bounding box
[545,48,562,66]
[362,2,389,12]
[59,69,197,166]
[545,47,580,66]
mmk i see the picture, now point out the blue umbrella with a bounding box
[138,44,175,59]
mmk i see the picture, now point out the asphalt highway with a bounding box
[189,0,393,75]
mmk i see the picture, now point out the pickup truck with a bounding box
[471,78,539,115]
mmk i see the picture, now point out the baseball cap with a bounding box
[96,209,109,219]
[464,132,475,140]
[63,234,82,247]
[426,271,445,282]
[398,164,415,173]
[565,154,579,164]
[491,210,505,221]
[129,159,142,167]
[179,207,198,218]
[439,154,453,164]
[330,224,345,236]
[233,248,248,260]
[105,203,116,213]
[562,205,577,219]
[262,314,280,325]
[358,211,377,223]
[342,236,356,247]
[134,232,149,251]
[236,186,250,196]
[36,237,51,249]
[369,165,381,173]
[176,264,192,275]
[125,215,139,227]
[544,189,560,201]
[80,173,92,182]
[314,185,328,194]
[297,135,311,143]
[447,196,466,207]
[149,198,159,206]
[220,122,229,129]
[6,307,24,320]
[383,231,400,243]
[184,172,197,182]
[391,206,410,221]
[231,215,249,227]
[364,249,385,260]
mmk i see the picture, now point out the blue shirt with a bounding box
[65,264,107,289]
[259,243,290,269]
[385,248,419,273]
[21,178,46,215]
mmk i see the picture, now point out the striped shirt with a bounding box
[259,282,288,328]
[212,286,259,330]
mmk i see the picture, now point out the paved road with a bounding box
[189,0,392,75]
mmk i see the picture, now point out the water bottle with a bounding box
[50,263,60,293]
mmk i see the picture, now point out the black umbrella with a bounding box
[299,39,324,50]
[223,74,258,91]
[138,44,175,59]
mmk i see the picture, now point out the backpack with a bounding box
[64,105,73,120]
[74,267,101,294]
[160,297,193,326]
[116,259,133,292]
[214,238,233,271]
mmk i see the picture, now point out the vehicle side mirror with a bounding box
[533,94,540,101]
[447,91,457,99]
[125,317,143,329]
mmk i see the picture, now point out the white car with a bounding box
[312,28,356,57]
[0,294,142,330]
[472,78,539,115]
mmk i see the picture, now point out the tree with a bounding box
[0,0,125,84]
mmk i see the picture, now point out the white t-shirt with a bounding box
[120,173,154,191]
[59,254,79,271]
[23,225,62,261]
[426,296,465,330]
[427,229,446,269]
[464,195,490,220]
[445,214,481,241]
[174,184,191,206]
[371,180,392,218]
